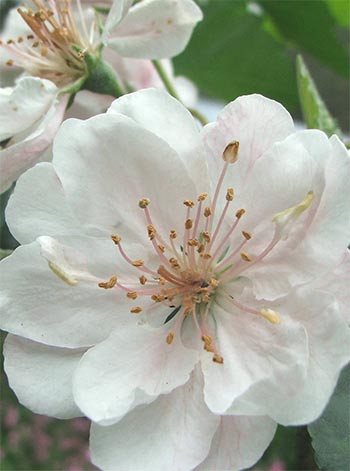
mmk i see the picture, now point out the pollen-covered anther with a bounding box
[132,259,144,267]
[210,278,219,288]
[169,257,180,268]
[213,353,224,364]
[147,224,156,240]
[170,230,177,239]
[188,238,199,247]
[236,208,246,219]
[198,192,208,201]
[126,291,138,299]
[130,306,143,314]
[202,231,211,243]
[185,218,193,230]
[6,59,14,66]
[111,234,121,245]
[241,251,252,262]
[242,230,252,240]
[166,332,174,344]
[204,207,212,217]
[202,293,211,303]
[260,308,281,324]
[139,275,147,285]
[151,294,165,302]
[98,276,117,289]
[138,198,151,208]
[223,140,239,163]
[200,253,212,260]
[226,188,234,201]
[158,244,165,253]
[197,244,205,254]
[183,199,195,208]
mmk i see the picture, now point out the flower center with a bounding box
[1,0,98,87]
[96,141,316,364]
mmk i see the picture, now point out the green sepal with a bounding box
[82,51,125,98]
[296,55,342,138]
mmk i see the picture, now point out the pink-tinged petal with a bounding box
[52,112,199,241]
[90,369,219,471]
[0,242,132,348]
[73,323,199,424]
[240,131,350,299]
[0,85,67,194]
[227,287,350,425]
[201,302,308,414]
[194,415,277,471]
[6,163,81,244]
[4,334,84,418]
[108,89,208,184]
[201,94,294,193]
[106,0,203,59]
[65,90,113,120]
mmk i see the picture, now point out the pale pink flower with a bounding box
[1,90,350,471]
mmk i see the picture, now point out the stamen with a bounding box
[223,140,239,163]
[130,306,142,314]
[240,252,252,262]
[98,276,117,289]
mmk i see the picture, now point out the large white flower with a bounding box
[0,76,67,193]
[1,90,350,471]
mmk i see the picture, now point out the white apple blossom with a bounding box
[1,90,350,471]
[0,76,67,193]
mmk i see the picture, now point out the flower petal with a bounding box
[73,323,199,424]
[90,369,219,471]
[0,241,131,348]
[106,0,203,59]
[201,302,308,414]
[4,334,84,418]
[227,286,350,425]
[194,415,277,471]
[108,88,208,183]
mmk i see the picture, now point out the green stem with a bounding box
[152,60,209,126]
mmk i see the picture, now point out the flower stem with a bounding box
[152,60,209,126]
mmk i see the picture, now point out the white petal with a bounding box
[73,323,199,424]
[201,302,308,414]
[52,112,199,241]
[107,0,203,59]
[201,94,294,194]
[0,77,57,141]
[6,162,81,244]
[228,287,350,425]
[90,369,219,471]
[102,0,134,42]
[4,334,84,418]
[0,242,131,348]
[195,415,277,471]
[108,88,208,184]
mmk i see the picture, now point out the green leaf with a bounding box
[308,364,350,471]
[326,0,350,26]
[174,0,297,111]
[296,55,342,137]
[258,0,349,77]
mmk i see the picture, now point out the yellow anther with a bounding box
[27,34,34,39]
[111,234,121,245]
[240,252,252,262]
[188,238,199,247]
[226,188,234,201]
[7,39,14,44]
[210,278,219,288]
[202,231,211,243]
[17,36,23,43]
[202,293,211,303]
[127,291,138,299]
[139,275,147,285]
[166,332,174,344]
[147,224,156,240]
[236,208,246,219]
[98,276,117,289]
[130,306,142,314]
[198,193,208,201]
[132,260,144,267]
[32,41,39,47]
[183,199,195,208]
[213,353,224,364]
[197,244,205,254]
[185,218,193,230]
[204,207,212,217]
[6,59,14,66]
[169,230,177,239]
[200,253,212,260]
[223,140,239,163]
[138,198,150,208]
[260,308,281,324]
[158,244,165,253]
[242,230,252,240]
[169,257,180,268]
